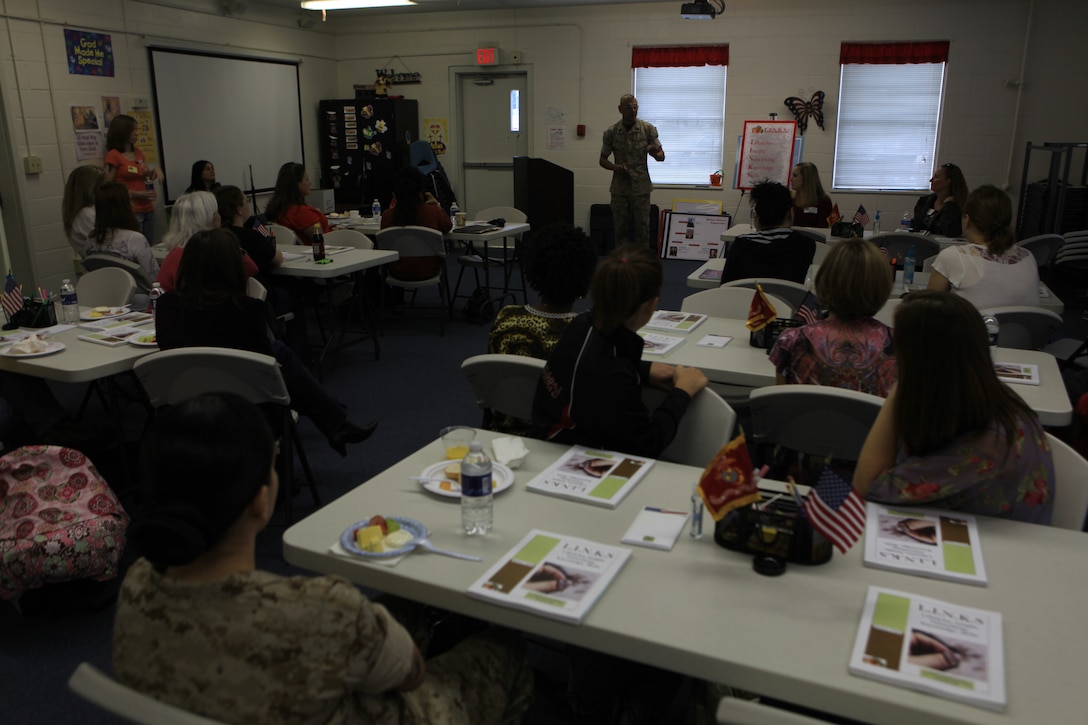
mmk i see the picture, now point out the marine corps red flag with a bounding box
[745,283,777,332]
[697,433,760,521]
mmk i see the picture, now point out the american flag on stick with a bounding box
[803,467,866,554]
[853,205,871,228]
[2,273,24,319]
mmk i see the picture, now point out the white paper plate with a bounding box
[127,330,159,347]
[1,341,65,358]
[340,516,426,559]
[80,306,129,321]
[418,460,514,498]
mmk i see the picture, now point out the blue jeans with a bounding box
[135,212,155,244]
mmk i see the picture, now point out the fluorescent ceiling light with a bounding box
[300,0,416,9]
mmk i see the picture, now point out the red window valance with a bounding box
[631,45,728,69]
[840,41,949,65]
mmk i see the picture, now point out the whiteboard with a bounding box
[149,47,304,203]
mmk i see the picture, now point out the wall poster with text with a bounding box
[64,29,114,77]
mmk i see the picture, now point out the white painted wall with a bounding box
[1,0,1085,293]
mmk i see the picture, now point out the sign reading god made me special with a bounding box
[64,29,114,77]
[736,120,796,190]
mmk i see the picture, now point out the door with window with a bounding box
[458,72,529,216]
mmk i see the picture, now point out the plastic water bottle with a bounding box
[60,279,79,324]
[449,201,460,228]
[900,212,912,232]
[873,211,881,235]
[983,315,1000,358]
[903,244,916,285]
[371,198,381,220]
[460,440,493,535]
[148,282,163,317]
[311,223,325,261]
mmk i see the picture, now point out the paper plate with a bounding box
[418,460,514,499]
[80,306,129,321]
[127,330,159,347]
[1,341,65,358]
[339,516,427,559]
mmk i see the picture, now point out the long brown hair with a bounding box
[264,162,306,223]
[175,228,248,309]
[964,184,1015,254]
[62,165,105,236]
[591,244,661,334]
[105,114,137,153]
[792,162,826,209]
[892,291,1040,457]
[91,182,140,245]
[815,239,892,320]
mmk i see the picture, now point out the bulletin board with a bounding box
[735,120,797,190]
[660,212,732,261]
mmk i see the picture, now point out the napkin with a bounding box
[491,436,528,468]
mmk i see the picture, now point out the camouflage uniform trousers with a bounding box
[611,192,652,250]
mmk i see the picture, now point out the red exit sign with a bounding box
[476,47,499,66]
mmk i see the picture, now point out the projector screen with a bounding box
[149,47,304,203]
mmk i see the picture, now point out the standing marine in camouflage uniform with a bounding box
[599,94,665,249]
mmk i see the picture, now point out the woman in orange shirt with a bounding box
[104,114,163,243]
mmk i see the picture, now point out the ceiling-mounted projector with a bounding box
[681,1,720,20]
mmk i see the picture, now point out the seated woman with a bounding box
[912,162,967,236]
[265,162,329,242]
[721,181,816,284]
[790,162,833,228]
[927,184,1039,308]
[87,182,159,280]
[155,229,375,456]
[380,166,452,281]
[114,392,533,724]
[487,223,598,434]
[770,238,897,397]
[62,165,105,258]
[184,159,220,194]
[853,291,1054,524]
[215,185,283,277]
[157,191,258,292]
[532,245,708,458]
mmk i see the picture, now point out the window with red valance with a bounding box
[631,45,728,69]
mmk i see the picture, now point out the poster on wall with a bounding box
[660,212,732,261]
[64,29,114,77]
[132,110,158,165]
[102,96,121,128]
[75,131,104,161]
[548,127,566,150]
[423,117,448,155]
[70,105,100,131]
[736,120,796,190]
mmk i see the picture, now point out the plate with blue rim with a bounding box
[339,516,427,559]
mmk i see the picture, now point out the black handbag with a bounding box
[830,221,864,238]
[713,490,833,565]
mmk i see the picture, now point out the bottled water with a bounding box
[873,211,881,234]
[148,282,163,317]
[371,198,381,220]
[983,315,1000,358]
[903,244,916,285]
[460,440,493,535]
[60,279,79,324]
[449,201,460,228]
[900,212,912,232]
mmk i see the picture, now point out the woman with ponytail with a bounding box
[531,244,708,458]
[115,393,532,724]
[927,184,1039,308]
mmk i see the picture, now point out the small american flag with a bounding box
[803,467,866,554]
[2,274,24,319]
[794,290,823,325]
[853,205,871,228]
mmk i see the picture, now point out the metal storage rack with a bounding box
[1016,141,1088,239]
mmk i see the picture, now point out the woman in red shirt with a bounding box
[380,166,452,281]
[104,114,163,243]
[265,162,328,242]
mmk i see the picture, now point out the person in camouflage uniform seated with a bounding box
[113,393,532,724]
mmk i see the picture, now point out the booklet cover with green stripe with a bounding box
[863,503,987,586]
[467,530,632,624]
[525,446,655,509]
[850,586,1005,711]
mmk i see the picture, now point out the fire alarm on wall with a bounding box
[577,124,586,137]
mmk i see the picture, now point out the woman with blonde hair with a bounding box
[790,162,834,228]
[532,244,707,458]
[156,191,257,292]
[927,184,1038,308]
[770,238,896,397]
[62,165,105,257]
[854,291,1053,523]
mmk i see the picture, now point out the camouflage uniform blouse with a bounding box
[113,559,532,724]
[601,119,659,195]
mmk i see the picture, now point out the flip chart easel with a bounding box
[735,120,797,190]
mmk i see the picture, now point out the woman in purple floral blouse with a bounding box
[853,291,1054,524]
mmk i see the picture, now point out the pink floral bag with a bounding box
[0,445,129,600]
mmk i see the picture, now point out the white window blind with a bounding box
[633,65,727,186]
[832,62,946,191]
